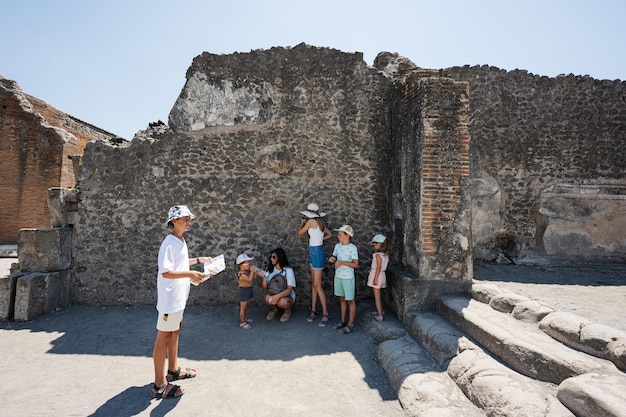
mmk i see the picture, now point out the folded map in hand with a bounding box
[191,254,226,286]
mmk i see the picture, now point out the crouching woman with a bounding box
[259,248,296,323]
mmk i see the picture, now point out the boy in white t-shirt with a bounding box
[151,205,212,399]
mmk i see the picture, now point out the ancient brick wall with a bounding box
[72,45,395,306]
[0,77,113,244]
[441,66,626,259]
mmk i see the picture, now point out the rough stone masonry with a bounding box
[70,44,473,308]
[12,43,623,313]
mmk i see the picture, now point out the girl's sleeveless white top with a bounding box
[308,224,324,246]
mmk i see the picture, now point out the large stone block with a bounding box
[558,373,626,417]
[0,275,18,321]
[48,187,80,227]
[17,227,73,272]
[14,271,70,321]
[386,265,470,320]
[540,311,626,372]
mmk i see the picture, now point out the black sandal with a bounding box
[332,321,346,330]
[167,366,197,381]
[151,382,184,398]
[306,310,318,323]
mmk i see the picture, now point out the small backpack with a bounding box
[266,271,287,296]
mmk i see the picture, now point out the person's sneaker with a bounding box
[266,310,277,320]
[280,310,292,322]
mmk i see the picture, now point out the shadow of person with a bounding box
[88,383,181,417]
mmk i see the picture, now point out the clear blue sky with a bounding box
[2,0,625,139]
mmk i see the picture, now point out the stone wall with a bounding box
[0,76,114,244]
[71,46,474,310]
[7,45,624,313]
[72,44,396,307]
[441,66,626,260]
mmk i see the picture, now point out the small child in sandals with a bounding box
[236,253,260,329]
[367,234,391,322]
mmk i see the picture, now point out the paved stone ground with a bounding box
[2,251,625,416]
[0,302,406,417]
[473,260,626,333]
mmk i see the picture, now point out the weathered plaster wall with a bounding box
[442,66,626,260]
[539,184,626,258]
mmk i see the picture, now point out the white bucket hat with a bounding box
[299,203,326,218]
[236,253,254,265]
[166,205,195,224]
[370,234,387,244]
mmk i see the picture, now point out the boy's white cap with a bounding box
[236,253,254,265]
[370,234,387,244]
[334,224,354,237]
[166,205,195,224]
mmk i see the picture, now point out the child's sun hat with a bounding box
[166,205,195,224]
[370,234,387,244]
[236,253,254,265]
[334,225,354,237]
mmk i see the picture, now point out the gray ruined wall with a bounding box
[442,66,626,260]
[66,46,625,309]
[72,44,394,307]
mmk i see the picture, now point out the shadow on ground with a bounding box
[474,260,626,286]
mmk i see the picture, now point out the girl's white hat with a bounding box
[299,203,326,218]
[236,253,254,265]
[370,234,387,244]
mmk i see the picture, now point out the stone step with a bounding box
[375,335,486,417]
[359,307,486,416]
[362,299,626,417]
[449,340,574,417]
[405,310,575,417]
[558,373,626,417]
[472,282,626,372]
[436,293,619,385]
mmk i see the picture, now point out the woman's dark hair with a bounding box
[266,247,291,272]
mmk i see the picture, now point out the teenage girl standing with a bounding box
[297,203,332,326]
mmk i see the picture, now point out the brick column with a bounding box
[386,75,473,317]
[418,77,472,279]
[396,73,472,281]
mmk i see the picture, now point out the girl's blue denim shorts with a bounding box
[308,245,326,270]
